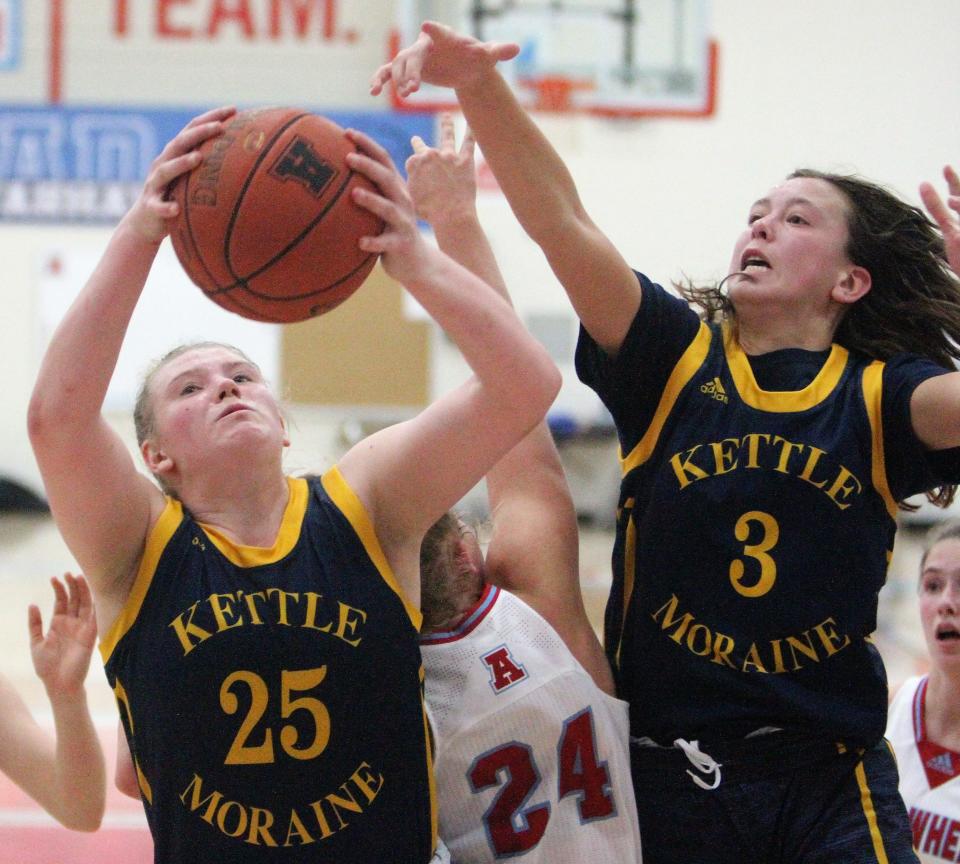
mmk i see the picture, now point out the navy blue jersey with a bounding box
[576,276,960,747]
[101,470,436,862]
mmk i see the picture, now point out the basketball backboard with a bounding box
[390,0,716,117]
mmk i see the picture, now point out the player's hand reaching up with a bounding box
[920,165,960,276]
[370,21,519,99]
[123,105,235,245]
[29,573,97,699]
[406,113,478,225]
[345,129,434,287]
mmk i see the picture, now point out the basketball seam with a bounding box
[213,251,376,322]
[216,114,375,300]
[178,169,229,293]
[220,111,308,288]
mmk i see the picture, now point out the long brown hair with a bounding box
[677,169,960,509]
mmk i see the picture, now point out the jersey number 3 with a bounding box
[467,707,615,858]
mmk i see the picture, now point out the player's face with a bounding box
[727,177,854,315]
[148,346,288,469]
[919,538,960,667]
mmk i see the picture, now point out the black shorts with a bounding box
[630,732,918,864]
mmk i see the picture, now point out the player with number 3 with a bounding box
[375,21,960,864]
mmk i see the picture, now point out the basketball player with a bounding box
[408,115,641,862]
[887,522,960,863]
[373,23,960,863]
[27,106,560,862]
[0,573,105,831]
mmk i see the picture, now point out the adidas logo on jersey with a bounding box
[926,751,955,776]
[700,376,729,403]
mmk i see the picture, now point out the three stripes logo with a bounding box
[926,751,955,777]
[700,376,729,404]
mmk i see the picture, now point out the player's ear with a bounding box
[833,265,871,305]
[141,439,174,477]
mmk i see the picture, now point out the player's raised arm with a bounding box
[336,128,561,562]
[0,574,106,831]
[27,108,235,598]
[906,165,960,451]
[374,22,640,357]
[406,116,612,692]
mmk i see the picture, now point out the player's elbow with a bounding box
[26,388,74,448]
[524,199,592,253]
[115,772,141,801]
[519,355,563,424]
[26,391,54,446]
[27,383,93,452]
[58,802,104,833]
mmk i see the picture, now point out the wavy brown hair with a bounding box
[677,169,960,509]
[419,512,485,633]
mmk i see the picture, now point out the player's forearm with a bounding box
[455,73,587,248]
[431,210,511,304]
[431,210,568,497]
[405,251,560,414]
[46,690,106,831]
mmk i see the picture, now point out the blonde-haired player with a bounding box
[411,115,641,863]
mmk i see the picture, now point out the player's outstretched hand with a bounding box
[407,113,478,225]
[124,105,236,245]
[29,573,98,698]
[345,129,433,286]
[920,165,960,275]
[370,21,519,99]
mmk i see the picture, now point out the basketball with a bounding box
[168,107,383,323]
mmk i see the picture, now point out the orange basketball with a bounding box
[168,107,382,323]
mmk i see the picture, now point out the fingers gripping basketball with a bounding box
[168,107,383,323]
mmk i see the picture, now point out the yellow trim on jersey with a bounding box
[198,476,308,566]
[99,497,185,662]
[615,503,637,671]
[113,677,153,804]
[420,665,439,855]
[321,466,423,631]
[620,322,713,475]
[724,324,849,412]
[862,361,898,520]
[854,758,890,864]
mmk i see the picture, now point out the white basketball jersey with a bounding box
[886,676,960,863]
[421,584,642,863]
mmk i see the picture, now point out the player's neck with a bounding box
[426,578,486,634]
[184,470,291,548]
[924,668,960,752]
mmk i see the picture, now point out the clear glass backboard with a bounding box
[390,0,716,117]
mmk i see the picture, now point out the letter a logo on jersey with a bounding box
[481,644,528,694]
[269,137,336,197]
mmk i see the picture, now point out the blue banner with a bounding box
[0,105,434,224]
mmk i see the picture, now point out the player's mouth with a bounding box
[218,403,251,420]
[935,623,960,642]
[740,249,771,272]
